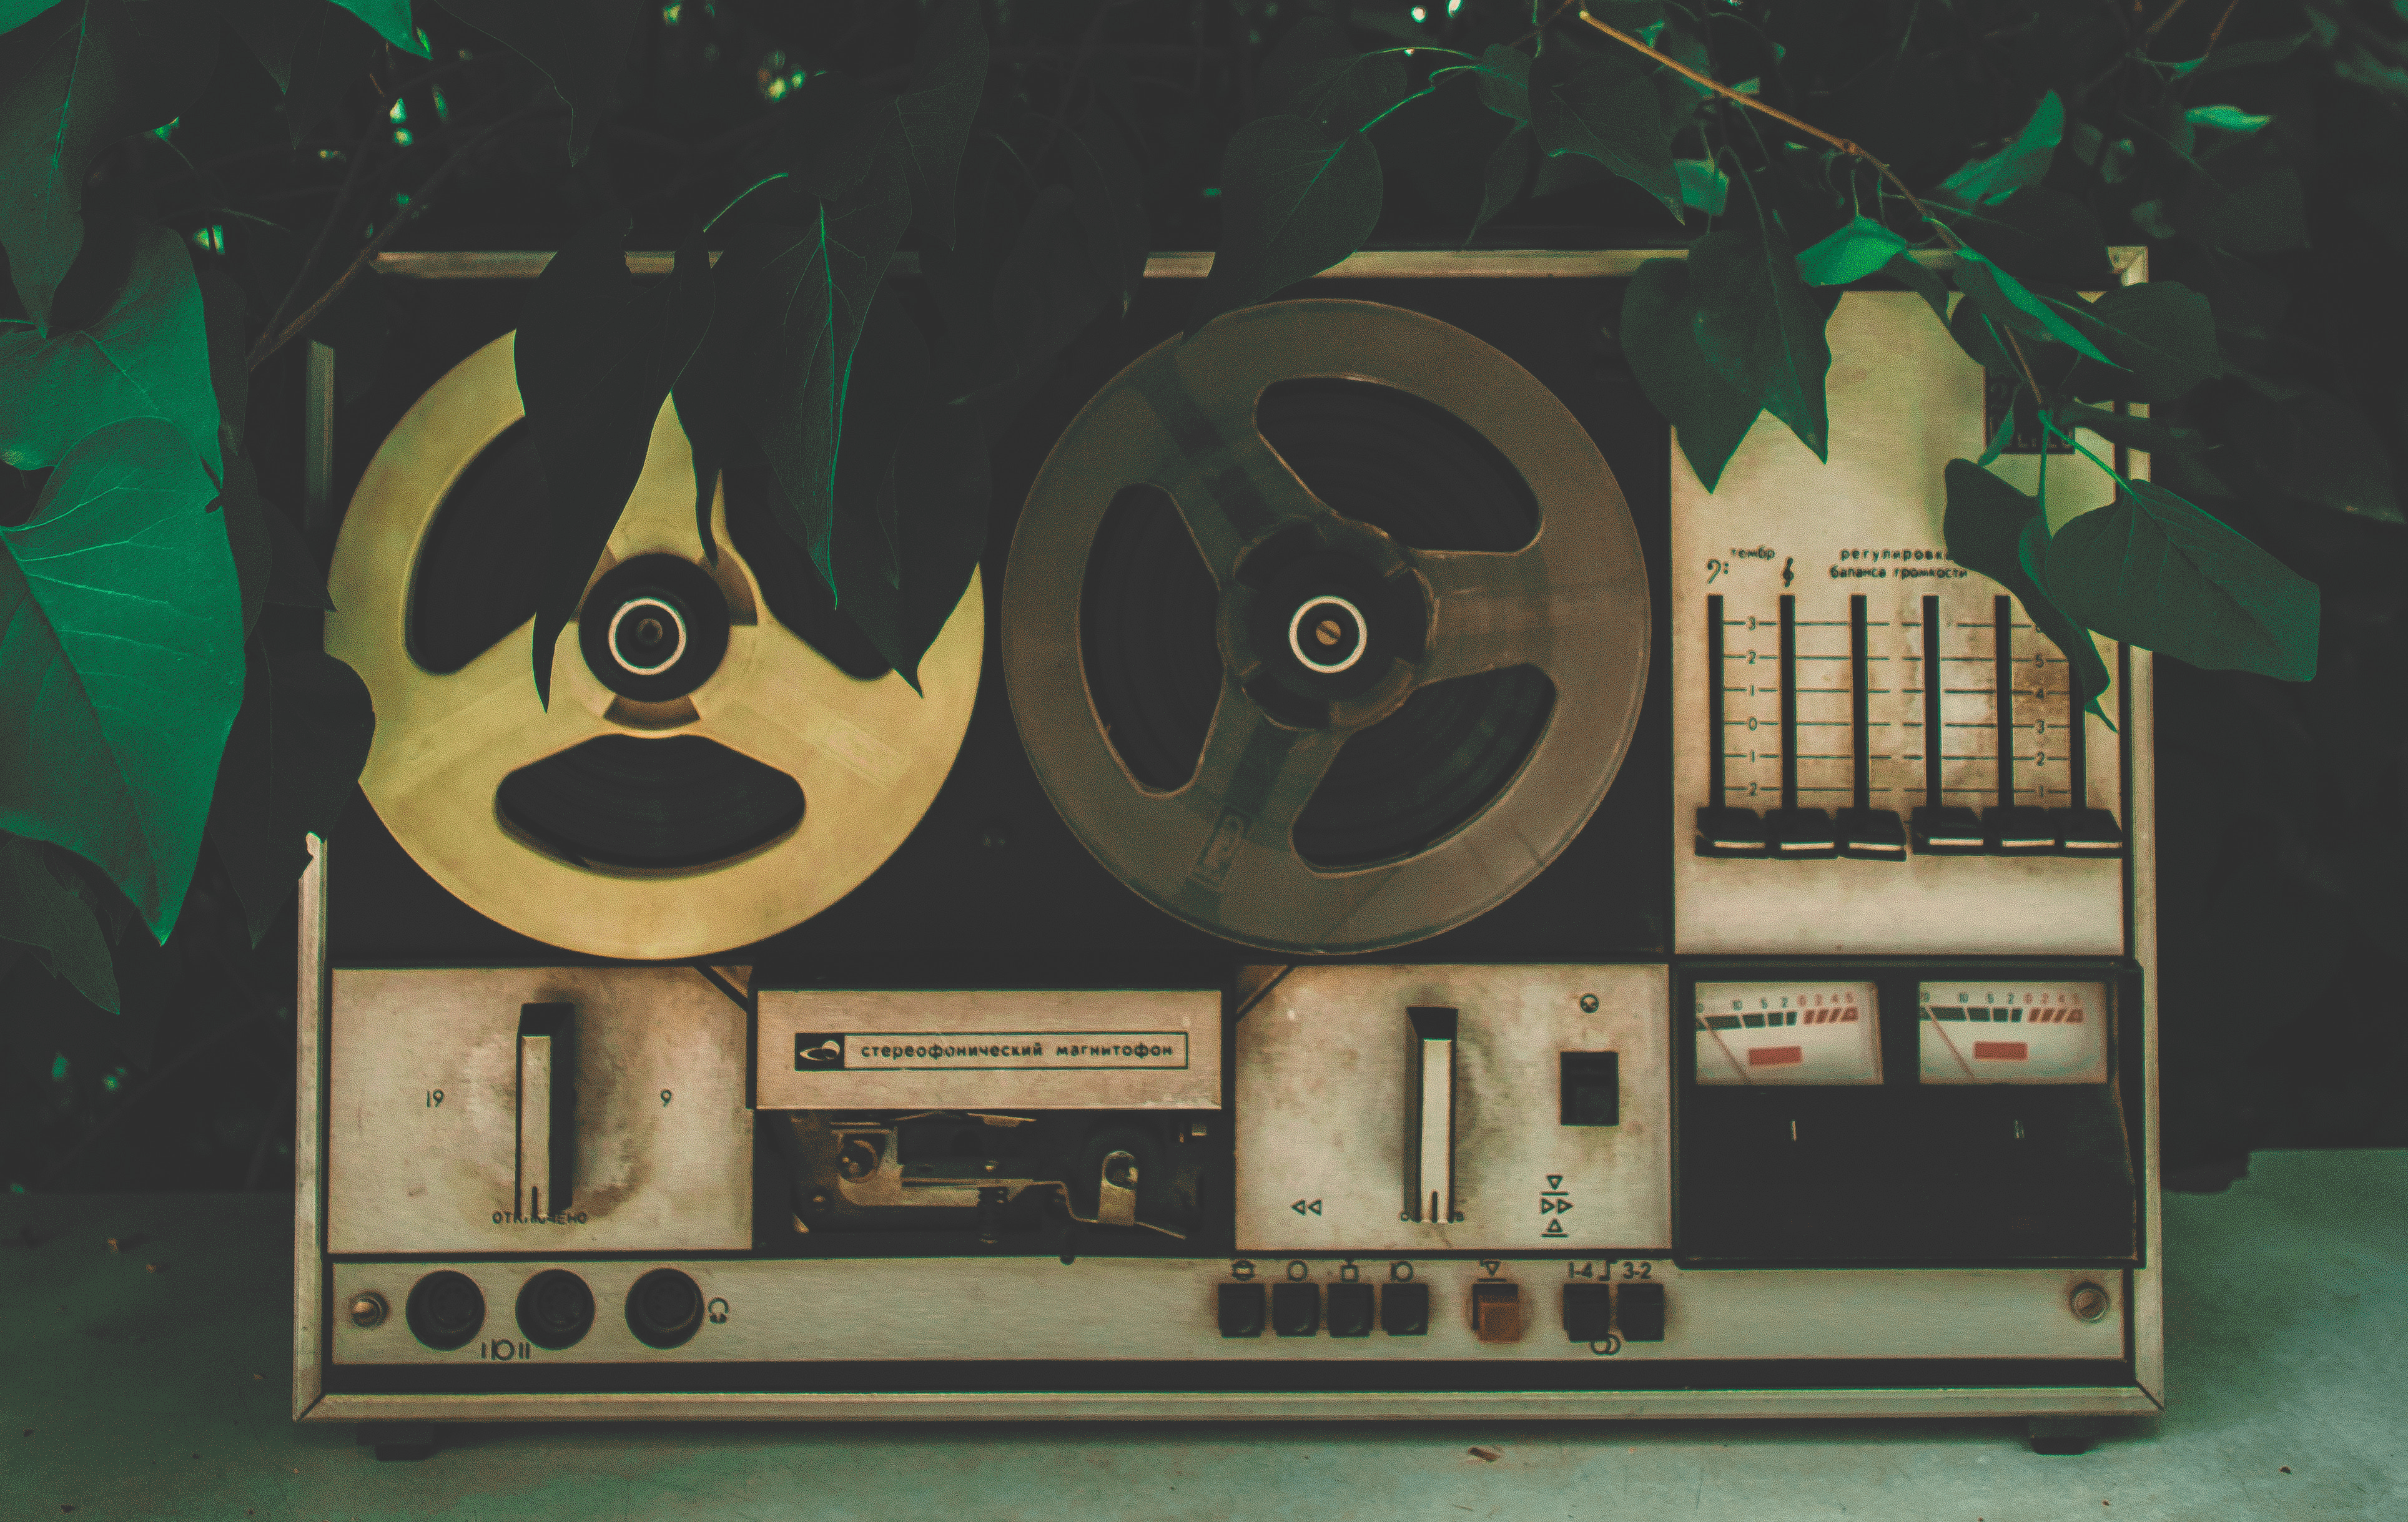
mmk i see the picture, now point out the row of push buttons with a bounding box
[1217,1280,1667,1342]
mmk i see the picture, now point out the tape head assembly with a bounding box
[1003,300,1651,955]
[326,331,984,960]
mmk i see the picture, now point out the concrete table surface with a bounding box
[4,1149,2401,1521]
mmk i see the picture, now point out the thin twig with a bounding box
[1571,5,2050,406]
[255,142,375,360]
[2201,0,2247,61]
[2142,0,2196,42]
[248,106,553,370]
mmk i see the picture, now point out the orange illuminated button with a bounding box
[1470,1281,1523,1343]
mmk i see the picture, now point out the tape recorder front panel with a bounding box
[294,250,2158,1424]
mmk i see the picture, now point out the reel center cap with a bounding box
[1288,594,1366,674]
[578,554,732,702]
[609,596,688,676]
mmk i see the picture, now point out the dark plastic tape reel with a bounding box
[1002,300,1651,955]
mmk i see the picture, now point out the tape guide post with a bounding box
[299,247,2159,1429]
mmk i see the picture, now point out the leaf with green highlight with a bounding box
[1942,459,2112,717]
[0,2,64,32]
[1952,250,2113,365]
[1258,20,1409,134]
[1622,258,1760,491]
[2041,478,2319,681]
[0,0,219,332]
[204,642,375,945]
[0,832,119,1014]
[1675,158,1726,216]
[0,226,222,478]
[331,0,423,56]
[729,164,914,593]
[1191,115,1382,333]
[0,416,242,940]
[1795,215,1912,287]
[1689,212,1837,461]
[516,216,712,705]
[1471,43,1529,122]
[1933,91,2063,207]
[2058,282,2222,403]
[1466,124,1531,244]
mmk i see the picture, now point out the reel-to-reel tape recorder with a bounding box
[292,247,2160,1431]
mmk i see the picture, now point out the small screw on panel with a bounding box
[2068,1281,2111,1322]
[348,1292,388,1329]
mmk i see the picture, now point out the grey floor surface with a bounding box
[3,1149,2401,1521]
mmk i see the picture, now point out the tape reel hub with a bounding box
[1228,518,1426,725]
[578,554,729,700]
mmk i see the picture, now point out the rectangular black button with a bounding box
[1560,1051,1619,1126]
[1271,1282,1319,1337]
[1217,1282,1264,1338]
[1326,1282,1374,1337]
[1380,1282,1429,1335]
[1562,1282,1613,1342]
[1617,1280,1666,1341]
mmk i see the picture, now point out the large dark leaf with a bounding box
[1941,459,2113,717]
[1190,115,1381,333]
[1471,42,1529,122]
[778,72,894,200]
[0,830,118,1013]
[216,450,328,636]
[2225,388,2403,524]
[197,268,247,454]
[1952,251,2113,366]
[1466,124,1532,245]
[433,0,641,162]
[726,165,914,589]
[0,415,241,940]
[516,218,712,704]
[1689,213,1837,461]
[892,0,987,248]
[226,0,388,146]
[1622,258,1760,490]
[1941,185,2116,288]
[1528,42,1677,217]
[2041,478,2319,681]
[1068,108,1150,313]
[205,642,375,944]
[2058,282,2223,403]
[0,0,218,332]
[990,184,1107,376]
[0,225,220,479]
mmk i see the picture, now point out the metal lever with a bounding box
[516,1002,575,1222]
[1403,1005,1458,1225]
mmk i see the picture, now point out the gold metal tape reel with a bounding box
[326,332,982,960]
[1002,300,1649,955]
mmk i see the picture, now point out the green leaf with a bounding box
[892,0,988,248]
[0,1,63,32]
[1952,250,2114,365]
[2059,282,2223,403]
[1190,115,1382,333]
[2172,32,2304,79]
[1465,124,1532,245]
[1689,212,1836,461]
[1939,185,2115,288]
[2042,478,2319,681]
[1651,14,1714,129]
[432,0,643,162]
[1941,459,2112,717]
[1621,258,1760,490]
[1885,252,1950,325]
[1674,157,1726,215]
[0,0,220,331]
[2186,104,2271,135]
[1933,90,2063,207]
[0,226,222,478]
[0,832,118,1014]
[516,218,712,705]
[777,72,893,201]
[282,1,385,146]
[1471,42,1529,122]
[204,642,375,945]
[1529,43,1677,217]
[729,166,914,592]
[1795,215,1912,287]
[0,415,242,940]
[2051,401,2213,457]
[330,0,422,56]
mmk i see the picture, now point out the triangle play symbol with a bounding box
[1546,1175,1564,1189]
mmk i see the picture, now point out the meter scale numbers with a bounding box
[1917,982,2109,1084]
[1695,589,2123,861]
[1692,982,1881,1086]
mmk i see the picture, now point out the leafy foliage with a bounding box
[4,0,2407,1179]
